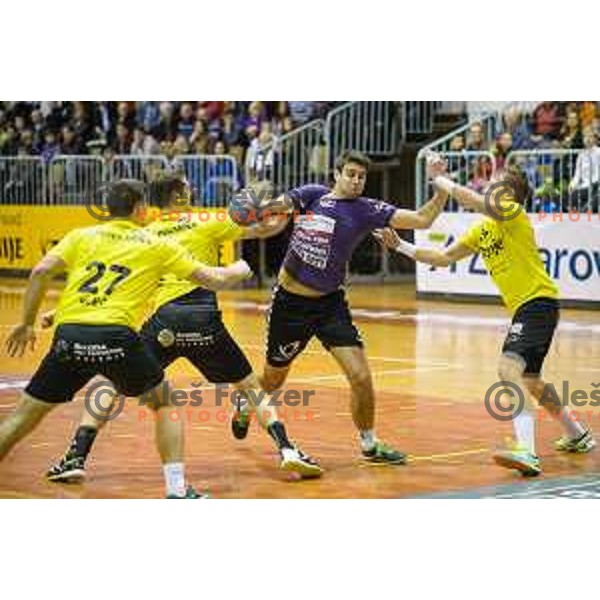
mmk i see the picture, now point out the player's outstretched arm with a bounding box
[373,228,473,267]
[189,260,253,290]
[433,176,490,216]
[388,190,449,230]
[6,255,66,357]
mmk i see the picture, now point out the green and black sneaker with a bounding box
[166,485,209,499]
[362,441,407,465]
[231,409,251,440]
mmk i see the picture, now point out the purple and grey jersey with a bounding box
[282,184,397,294]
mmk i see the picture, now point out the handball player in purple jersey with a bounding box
[246,150,449,464]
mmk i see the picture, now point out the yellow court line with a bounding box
[410,448,490,462]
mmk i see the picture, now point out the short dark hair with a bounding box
[334,150,371,173]
[504,165,532,205]
[148,170,187,209]
[104,179,146,217]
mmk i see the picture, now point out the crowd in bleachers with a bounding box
[0,100,334,167]
[447,101,600,211]
[0,101,339,204]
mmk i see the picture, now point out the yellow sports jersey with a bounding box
[146,213,244,309]
[48,220,199,329]
[459,199,559,314]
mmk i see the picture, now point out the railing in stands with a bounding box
[0,154,239,208]
[415,148,600,213]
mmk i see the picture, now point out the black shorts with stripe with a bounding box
[26,324,164,404]
[266,286,363,367]
[501,297,559,375]
[140,300,252,384]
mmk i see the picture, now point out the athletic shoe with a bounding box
[280,446,323,478]
[362,441,407,465]
[493,445,541,477]
[554,430,596,453]
[231,408,251,440]
[46,456,86,483]
[166,485,209,499]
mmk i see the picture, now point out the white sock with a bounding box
[559,408,587,439]
[512,409,535,455]
[360,430,376,451]
[163,462,186,497]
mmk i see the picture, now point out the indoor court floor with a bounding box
[1,280,599,498]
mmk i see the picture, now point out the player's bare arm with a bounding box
[373,228,474,266]
[6,255,66,357]
[189,260,253,290]
[387,152,450,230]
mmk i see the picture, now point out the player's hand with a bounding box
[373,228,401,251]
[425,151,448,180]
[229,260,253,280]
[5,324,36,358]
[40,310,56,329]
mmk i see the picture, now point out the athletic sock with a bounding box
[359,430,376,452]
[559,408,587,440]
[512,409,536,455]
[163,462,186,498]
[66,426,98,462]
[267,421,293,450]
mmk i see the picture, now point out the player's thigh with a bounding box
[265,288,315,368]
[316,291,363,354]
[25,327,96,404]
[99,327,165,398]
[501,298,559,377]
[185,323,254,385]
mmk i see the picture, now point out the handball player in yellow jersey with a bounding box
[1,180,251,498]
[46,172,322,482]
[376,161,595,476]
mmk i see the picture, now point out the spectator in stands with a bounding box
[532,101,561,141]
[113,123,131,154]
[177,102,196,139]
[579,101,597,129]
[200,101,224,121]
[61,125,85,155]
[245,123,274,182]
[221,108,243,149]
[154,102,177,141]
[173,133,190,155]
[467,157,492,194]
[116,101,136,130]
[71,101,94,146]
[130,128,146,156]
[40,130,60,163]
[94,101,116,141]
[0,124,18,156]
[492,132,513,171]
[19,130,36,155]
[449,135,465,152]
[204,140,239,205]
[309,135,328,184]
[465,122,486,151]
[502,107,533,149]
[288,101,315,126]
[136,101,161,132]
[568,128,600,211]
[559,109,584,149]
[244,101,264,141]
[30,109,45,149]
[14,115,26,135]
